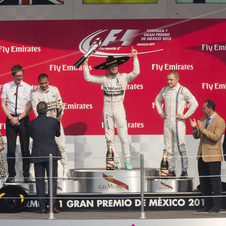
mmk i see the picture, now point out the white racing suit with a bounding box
[83,58,140,161]
[155,83,198,171]
[31,86,68,167]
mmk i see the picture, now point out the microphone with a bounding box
[74,37,102,68]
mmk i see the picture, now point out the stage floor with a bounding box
[1,168,226,212]
[1,209,226,226]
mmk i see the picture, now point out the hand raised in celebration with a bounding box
[131,46,138,58]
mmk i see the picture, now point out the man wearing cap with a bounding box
[83,47,140,170]
[155,70,198,178]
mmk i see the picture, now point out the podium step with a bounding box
[147,178,194,192]
[70,168,160,193]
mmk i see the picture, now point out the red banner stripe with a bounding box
[161,170,168,176]
[161,182,173,190]
[106,161,114,167]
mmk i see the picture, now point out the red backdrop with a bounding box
[0,19,226,135]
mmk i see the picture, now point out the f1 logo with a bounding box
[79,29,140,57]
[102,29,139,46]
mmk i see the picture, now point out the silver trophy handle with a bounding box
[74,38,101,68]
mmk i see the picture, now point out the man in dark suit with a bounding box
[29,101,61,214]
[190,100,225,213]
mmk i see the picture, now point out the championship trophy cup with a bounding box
[74,37,102,68]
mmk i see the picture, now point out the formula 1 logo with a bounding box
[79,29,163,58]
[79,29,139,58]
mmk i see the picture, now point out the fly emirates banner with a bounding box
[0,19,225,136]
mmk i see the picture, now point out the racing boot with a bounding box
[125,160,133,170]
[168,170,176,178]
[114,162,118,169]
[179,170,188,179]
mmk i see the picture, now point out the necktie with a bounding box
[15,85,19,115]
[205,117,211,129]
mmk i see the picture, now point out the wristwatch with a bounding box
[18,116,21,121]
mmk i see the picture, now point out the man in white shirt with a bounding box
[1,65,33,183]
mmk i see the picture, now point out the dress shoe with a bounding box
[5,177,15,183]
[179,170,188,179]
[53,208,60,213]
[49,208,60,213]
[168,170,176,177]
[197,206,211,212]
[209,207,221,213]
[40,209,47,214]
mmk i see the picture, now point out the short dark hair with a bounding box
[38,73,49,82]
[37,101,48,115]
[11,65,24,76]
[204,99,215,111]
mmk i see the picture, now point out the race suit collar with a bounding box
[39,86,50,93]
[108,73,120,78]
[171,82,180,90]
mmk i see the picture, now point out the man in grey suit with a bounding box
[29,101,61,214]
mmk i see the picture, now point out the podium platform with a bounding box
[148,178,194,192]
[0,168,209,211]
[1,168,194,194]
[69,168,159,193]
[69,168,194,193]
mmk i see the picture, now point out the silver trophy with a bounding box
[74,37,102,68]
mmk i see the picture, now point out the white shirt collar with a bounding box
[12,80,24,87]
[208,112,216,120]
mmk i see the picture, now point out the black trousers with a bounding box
[198,157,222,209]
[6,116,30,178]
[34,161,58,210]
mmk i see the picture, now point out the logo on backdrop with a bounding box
[79,29,163,58]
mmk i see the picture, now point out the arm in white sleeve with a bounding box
[83,65,104,84]
[183,88,198,119]
[126,57,140,83]
[155,89,164,114]
[31,91,39,118]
